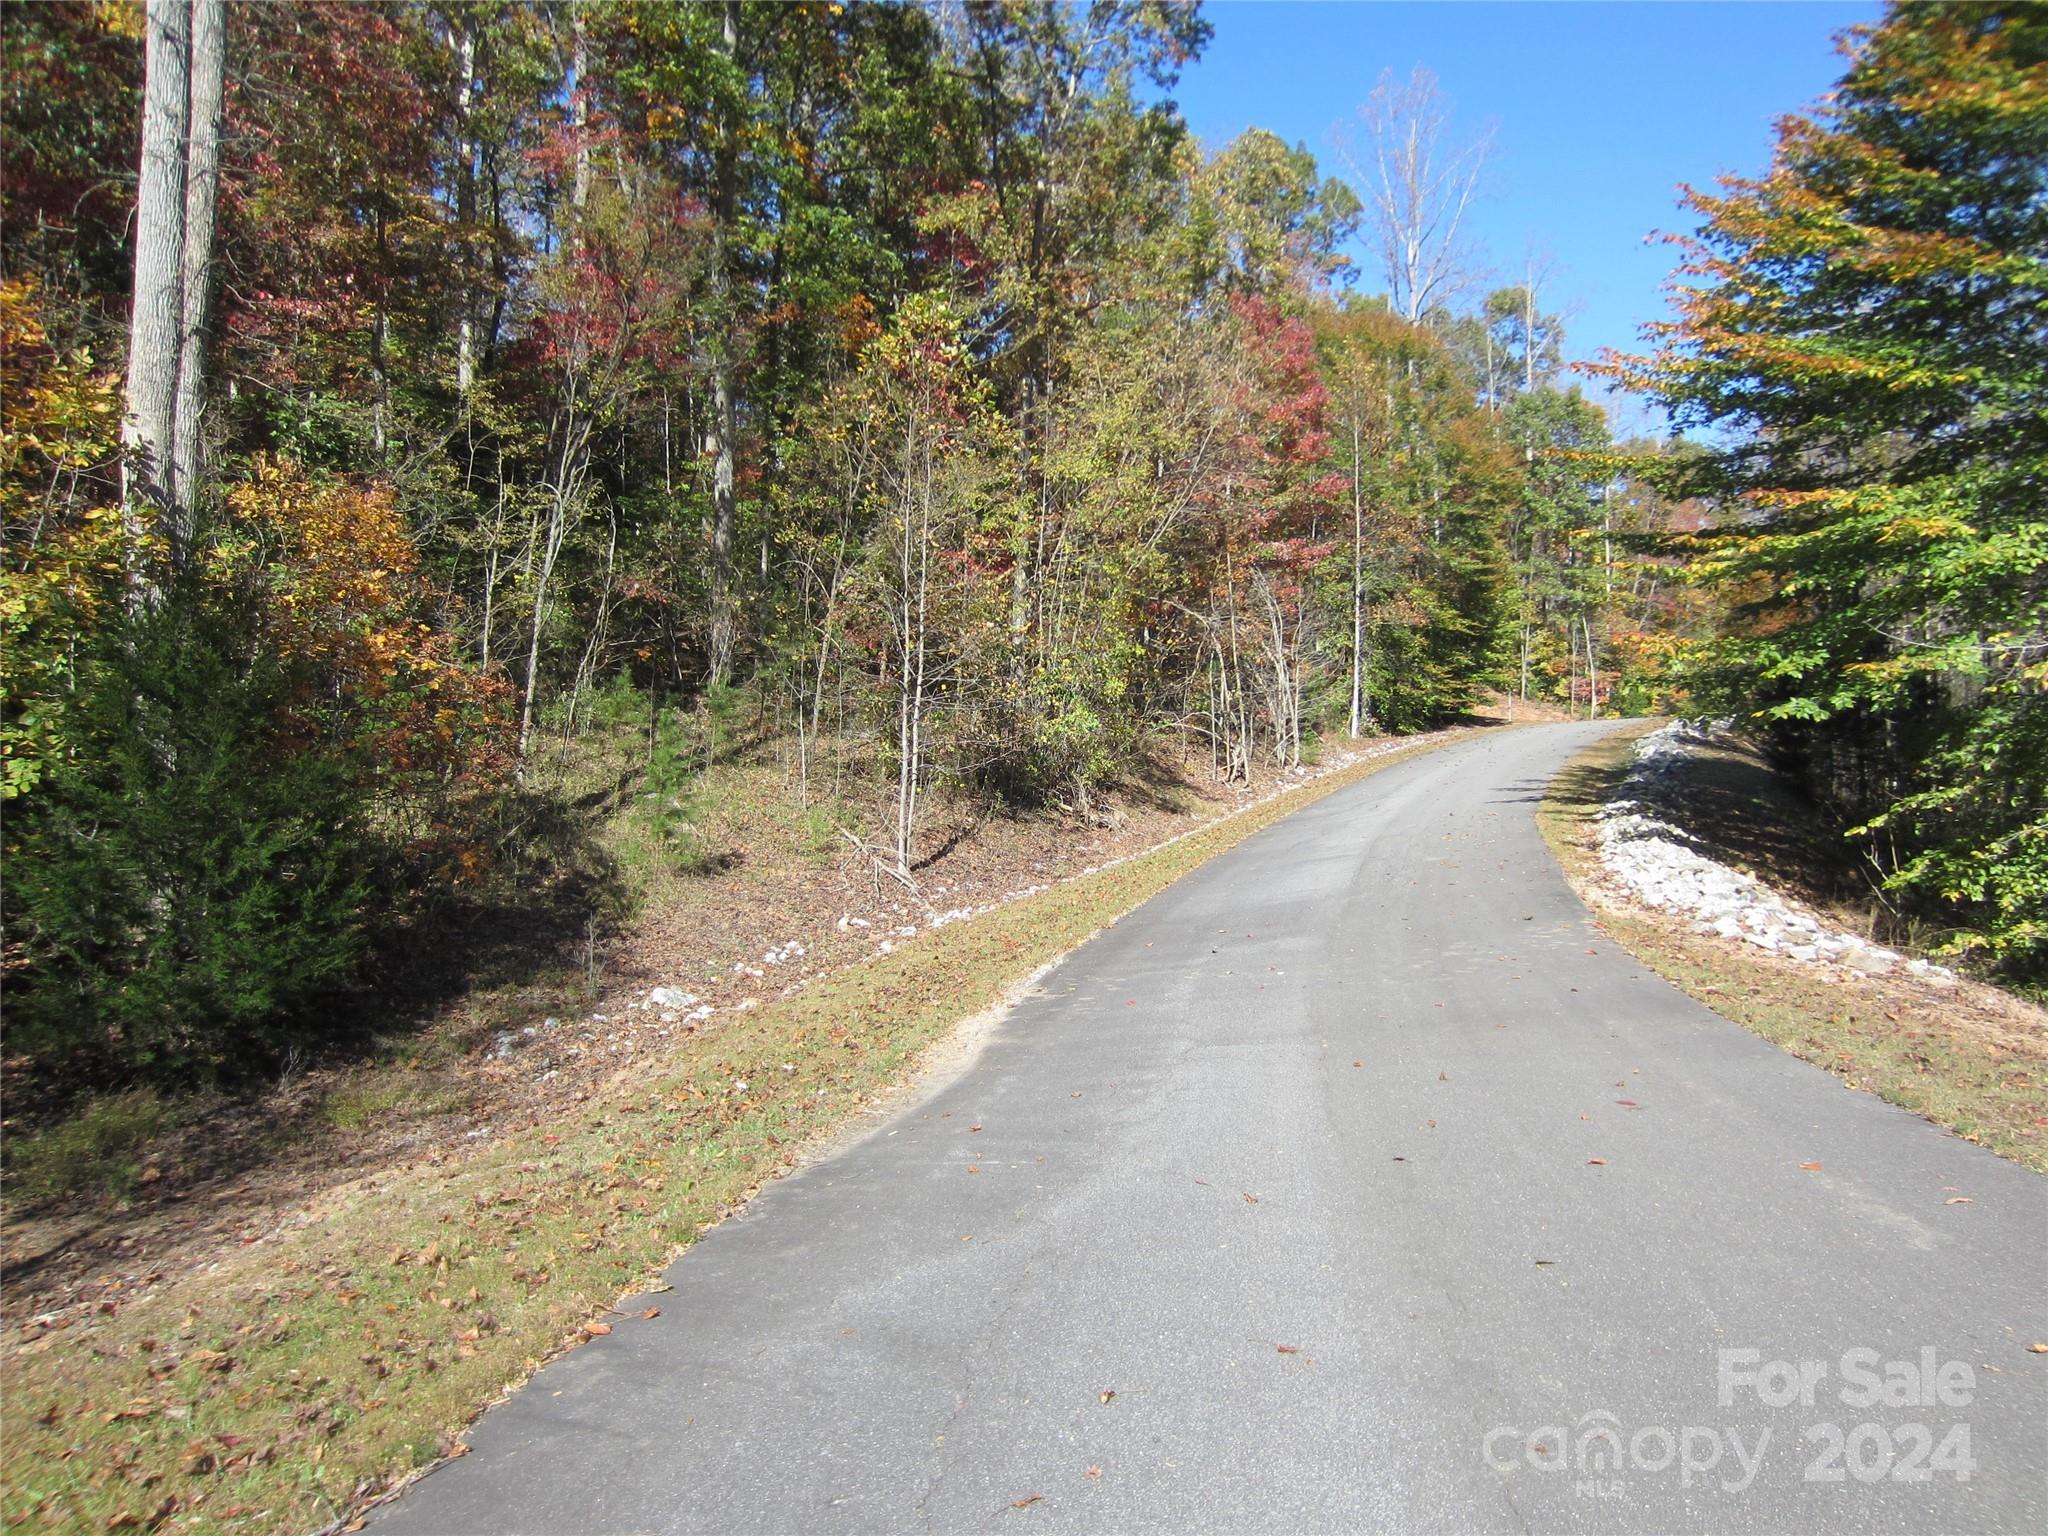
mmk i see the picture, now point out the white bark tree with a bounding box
[122,0,226,594]
[1336,67,1492,326]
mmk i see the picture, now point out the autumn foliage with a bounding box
[1600,1,2047,968]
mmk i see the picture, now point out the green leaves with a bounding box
[1610,2,2048,972]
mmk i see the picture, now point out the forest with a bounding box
[1,0,2040,1102]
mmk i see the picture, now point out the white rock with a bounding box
[1595,721,1948,989]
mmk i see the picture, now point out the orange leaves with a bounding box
[219,456,515,856]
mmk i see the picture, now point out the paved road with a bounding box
[378,722,2047,1535]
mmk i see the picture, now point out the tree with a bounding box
[1336,66,1491,325]
[1600,1,2048,969]
[120,0,224,588]
[1504,384,1610,712]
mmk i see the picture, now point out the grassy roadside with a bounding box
[3,728,1481,1536]
[1539,727,2048,1174]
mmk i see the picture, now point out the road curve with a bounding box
[377,722,2047,1535]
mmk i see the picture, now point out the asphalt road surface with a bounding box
[377,722,2048,1535]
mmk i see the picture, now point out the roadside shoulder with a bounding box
[1540,722,2048,1174]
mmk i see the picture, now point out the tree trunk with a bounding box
[121,0,191,601]
[705,0,741,686]
[165,0,223,561]
[453,25,478,397]
[1523,274,1538,393]
[1348,412,1365,738]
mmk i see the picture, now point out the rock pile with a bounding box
[1595,722,1954,984]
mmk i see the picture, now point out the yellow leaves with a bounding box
[1876,512,1976,545]
[90,0,146,40]
[1,279,123,501]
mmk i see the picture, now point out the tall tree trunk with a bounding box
[165,0,223,561]
[1523,272,1538,393]
[1348,412,1365,737]
[705,0,741,686]
[121,0,191,602]
[453,25,478,397]
[1583,614,1601,719]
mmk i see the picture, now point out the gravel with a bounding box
[1595,721,1955,984]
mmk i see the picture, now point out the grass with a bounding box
[2,728,1480,1536]
[1540,726,2048,1174]
[4,1092,183,1208]
[320,1076,465,1135]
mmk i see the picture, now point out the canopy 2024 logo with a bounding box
[1482,1347,1976,1499]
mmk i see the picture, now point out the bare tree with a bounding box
[1335,67,1492,325]
[122,0,226,594]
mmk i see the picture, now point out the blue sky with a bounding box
[1169,0,1880,430]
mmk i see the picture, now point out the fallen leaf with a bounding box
[1241,1192,1259,1205]
[641,1307,661,1319]
[1438,1071,1449,1082]
[1799,1162,1823,1172]
[1352,1060,1362,1068]
[969,1124,983,1133]
[1587,1157,1607,1166]
[1276,1344,1300,1354]
[1944,1197,1972,1206]
[1534,1259,1557,1267]
[1085,1466,1102,1481]
[1011,1494,1043,1509]
[2028,1343,2048,1354]
[966,1165,981,1174]
[1099,1389,1116,1404]
[584,1322,612,1337]
[1615,1099,1640,1109]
